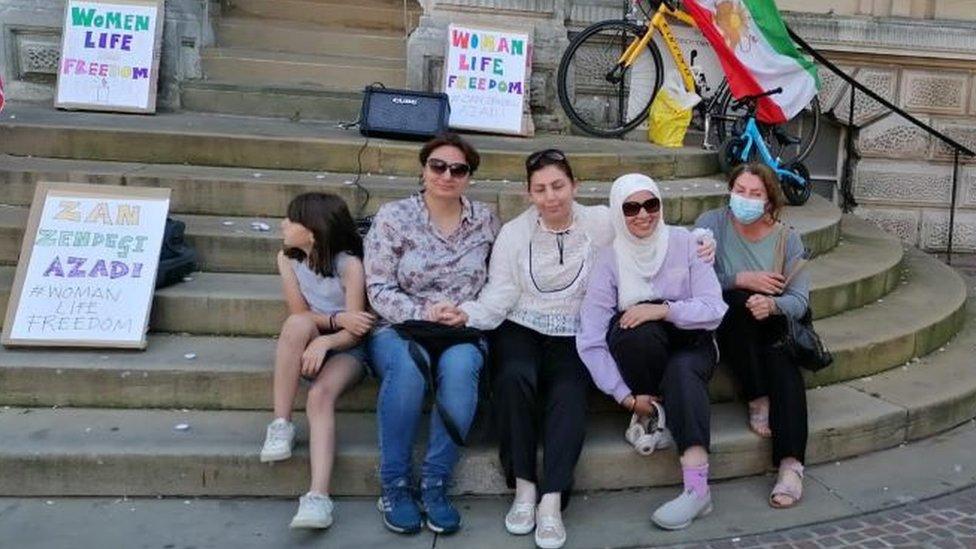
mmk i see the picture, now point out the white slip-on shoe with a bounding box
[259,418,295,462]
[289,492,334,529]
[651,488,713,530]
[534,510,566,549]
[504,501,535,535]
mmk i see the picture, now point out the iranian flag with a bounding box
[683,0,819,124]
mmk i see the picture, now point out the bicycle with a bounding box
[556,0,821,165]
[717,87,812,206]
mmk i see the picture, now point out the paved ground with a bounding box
[2,421,974,549]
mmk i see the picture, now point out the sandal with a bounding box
[769,461,804,509]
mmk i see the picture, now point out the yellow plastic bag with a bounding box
[648,74,700,148]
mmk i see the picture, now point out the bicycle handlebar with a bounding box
[732,87,783,110]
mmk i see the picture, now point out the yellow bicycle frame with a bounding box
[616,2,698,93]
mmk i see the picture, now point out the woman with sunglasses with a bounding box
[694,163,810,509]
[364,133,499,535]
[577,173,727,531]
[429,148,612,549]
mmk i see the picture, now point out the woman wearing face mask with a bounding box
[429,149,612,549]
[577,173,727,531]
[694,162,811,509]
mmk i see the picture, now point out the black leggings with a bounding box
[490,321,590,503]
[607,315,716,454]
[717,289,808,466]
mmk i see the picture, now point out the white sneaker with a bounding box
[504,501,535,535]
[651,488,713,530]
[534,510,566,549]
[289,492,334,529]
[259,418,295,462]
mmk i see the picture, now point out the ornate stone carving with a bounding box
[900,69,969,115]
[817,66,853,115]
[857,113,932,160]
[854,159,952,205]
[921,209,976,252]
[960,166,976,207]
[833,67,899,127]
[12,30,60,80]
[856,206,921,245]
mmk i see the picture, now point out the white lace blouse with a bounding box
[460,202,614,337]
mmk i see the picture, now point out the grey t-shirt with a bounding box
[290,252,352,316]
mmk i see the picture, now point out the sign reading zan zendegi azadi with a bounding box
[443,25,532,136]
[2,183,171,349]
[55,0,164,113]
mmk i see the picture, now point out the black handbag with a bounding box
[771,226,832,371]
[156,218,197,289]
[392,320,486,446]
[778,308,833,372]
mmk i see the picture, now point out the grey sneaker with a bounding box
[259,418,295,462]
[651,489,713,530]
[289,492,334,529]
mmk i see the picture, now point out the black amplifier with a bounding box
[359,85,451,141]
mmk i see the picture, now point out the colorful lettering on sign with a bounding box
[52,201,142,225]
[42,256,145,280]
[83,31,134,51]
[71,7,151,32]
[445,75,524,95]
[61,59,149,80]
[451,29,524,56]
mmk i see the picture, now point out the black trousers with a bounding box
[717,289,808,466]
[491,321,589,502]
[607,315,716,454]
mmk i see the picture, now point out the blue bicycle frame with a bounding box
[736,117,806,186]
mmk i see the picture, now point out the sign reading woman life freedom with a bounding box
[55,0,165,113]
[443,25,532,136]
[2,183,171,349]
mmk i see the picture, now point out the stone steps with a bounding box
[215,16,407,58]
[200,47,407,91]
[1,244,952,413]
[3,286,974,497]
[0,194,843,274]
[223,0,420,32]
[0,104,719,181]
[180,81,365,123]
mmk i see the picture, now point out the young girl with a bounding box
[259,192,375,529]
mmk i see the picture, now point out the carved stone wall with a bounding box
[0,0,214,110]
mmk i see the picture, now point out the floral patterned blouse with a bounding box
[364,192,500,324]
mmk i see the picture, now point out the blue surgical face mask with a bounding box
[729,193,767,224]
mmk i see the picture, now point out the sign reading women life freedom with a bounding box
[56,0,165,113]
[2,183,171,349]
[443,25,532,135]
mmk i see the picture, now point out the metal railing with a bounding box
[787,27,976,264]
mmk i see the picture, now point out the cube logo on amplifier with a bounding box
[359,86,451,141]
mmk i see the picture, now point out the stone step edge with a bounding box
[0,104,719,180]
[2,315,975,497]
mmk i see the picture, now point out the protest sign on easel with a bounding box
[443,25,533,136]
[55,0,165,113]
[2,183,171,349]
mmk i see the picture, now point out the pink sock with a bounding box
[682,463,710,498]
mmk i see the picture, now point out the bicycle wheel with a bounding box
[780,162,812,206]
[717,136,748,174]
[557,20,664,137]
[714,86,821,165]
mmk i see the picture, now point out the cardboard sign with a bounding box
[443,25,532,136]
[2,183,171,349]
[55,0,165,113]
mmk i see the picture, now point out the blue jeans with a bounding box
[368,327,484,488]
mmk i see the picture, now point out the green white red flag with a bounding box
[682,0,820,124]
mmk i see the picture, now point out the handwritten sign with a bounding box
[55,0,164,113]
[443,25,532,135]
[2,183,171,349]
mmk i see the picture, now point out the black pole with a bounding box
[840,86,857,213]
[947,149,960,265]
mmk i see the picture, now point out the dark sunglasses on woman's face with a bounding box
[621,197,661,217]
[426,158,471,178]
[527,148,567,170]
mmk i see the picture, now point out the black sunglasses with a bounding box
[527,149,568,169]
[621,198,661,217]
[426,158,471,178]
